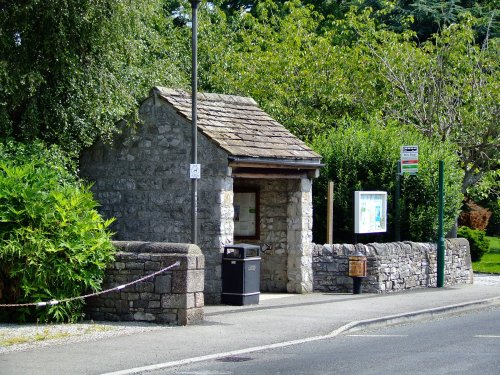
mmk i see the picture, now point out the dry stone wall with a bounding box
[312,239,473,293]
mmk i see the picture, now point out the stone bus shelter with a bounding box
[80,87,322,303]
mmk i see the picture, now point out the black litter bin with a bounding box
[221,243,261,305]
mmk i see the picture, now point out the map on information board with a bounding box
[354,191,387,234]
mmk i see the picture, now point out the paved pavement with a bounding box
[0,280,499,375]
[474,272,500,286]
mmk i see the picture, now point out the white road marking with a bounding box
[347,334,408,337]
[99,323,359,375]
[177,372,232,375]
[474,335,500,338]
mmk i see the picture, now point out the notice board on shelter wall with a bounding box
[234,189,260,239]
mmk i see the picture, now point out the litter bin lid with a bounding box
[224,243,260,250]
[224,243,260,258]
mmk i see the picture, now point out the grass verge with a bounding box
[0,329,70,347]
[472,236,500,274]
[0,323,115,348]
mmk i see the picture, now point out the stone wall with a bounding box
[235,179,288,292]
[233,178,313,293]
[86,242,204,325]
[80,95,232,304]
[312,239,473,293]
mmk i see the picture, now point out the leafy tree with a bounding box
[328,1,498,42]
[199,0,385,141]
[211,1,498,41]
[399,0,498,41]
[214,0,257,12]
[0,0,187,155]
[214,0,344,16]
[343,8,499,193]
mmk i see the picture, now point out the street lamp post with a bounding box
[190,0,201,245]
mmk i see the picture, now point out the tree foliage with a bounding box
[0,140,115,323]
[343,8,499,192]
[311,121,463,243]
[199,0,385,141]
[0,0,187,155]
[197,2,497,197]
[211,1,498,40]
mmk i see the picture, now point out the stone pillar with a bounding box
[219,175,234,250]
[204,176,233,304]
[286,178,313,293]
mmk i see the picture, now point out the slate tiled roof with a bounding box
[153,87,321,163]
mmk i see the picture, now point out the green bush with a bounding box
[466,170,500,236]
[457,226,490,262]
[311,120,464,243]
[0,140,115,323]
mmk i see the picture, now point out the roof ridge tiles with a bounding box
[154,86,257,107]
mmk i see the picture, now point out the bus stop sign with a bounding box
[401,145,418,175]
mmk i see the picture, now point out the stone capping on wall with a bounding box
[112,241,196,254]
[312,238,473,294]
[85,241,204,325]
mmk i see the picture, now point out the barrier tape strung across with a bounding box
[0,261,180,308]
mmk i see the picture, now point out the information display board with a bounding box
[354,191,387,234]
[234,190,259,239]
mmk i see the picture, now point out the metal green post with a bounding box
[437,161,445,287]
[395,161,401,241]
